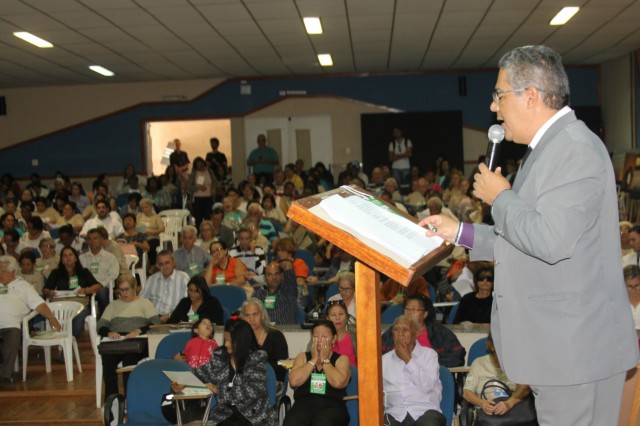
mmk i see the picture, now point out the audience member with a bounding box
[196,220,216,251]
[622,224,640,266]
[167,276,224,325]
[80,199,124,239]
[173,225,210,277]
[35,238,59,279]
[205,137,228,177]
[261,194,286,225]
[0,212,23,240]
[97,274,160,400]
[115,164,147,195]
[117,193,141,218]
[169,139,191,179]
[453,266,493,324]
[620,221,634,258]
[210,207,235,249]
[380,275,431,305]
[253,261,298,325]
[247,134,279,183]
[116,213,150,261]
[246,202,277,243]
[188,157,217,228]
[69,182,90,213]
[55,225,85,254]
[0,255,61,383]
[284,320,351,426]
[624,265,640,329]
[203,240,250,296]
[326,272,356,320]
[18,251,44,295]
[382,294,466,367]
[142,176,172,212]
[60,201,85,233]
[3,229,27,261]
[96,227,129,276]
[388,127,413,191]
[221,196,245,231]
[382,315,445,426]
[136,198,164,262]
[325,300,357,367]
[140,250,189,323]
[175,318,219,368]
[33,196,61,226]
[80,229,119,313]
[229,227,266,284]
[21,216,51,254]
[240,299,289,382]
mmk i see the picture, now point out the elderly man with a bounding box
[246,202,277,243]
[0,256,61,383]
[417,197,457,222]
[80,199,124,239]
[622,224,640,267]
[382,315,445,426]
[80,228,119,313]
[253,261,298,324]
[229,227,266,284]
[139,250,189,323]
[246,133,279,183]
[210,207,235,249]
[172,225,209,277]
[421,45,638,424]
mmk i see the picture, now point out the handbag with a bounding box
[98,338,148,356]
[469,379,538,426]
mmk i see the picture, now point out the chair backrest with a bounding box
[124,254,139,271]
[115,193,130,208]
[346,365,358,426]
[222,306,231,324]
[439,365,455,426]
[126,359,191,423]
[209,285,247,313]
[447,302,459,325]
[429,284,437,302]
[159,209,190,230]
[266,363,277,407]
[48,301,84,332]
[155,331,192,360]
[296,306,306,325]
[295,249,315,276]
[467,337,489,366]
[381,303,404,324]
[49,227,60,240]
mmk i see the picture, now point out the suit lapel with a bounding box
[511,111,577,192]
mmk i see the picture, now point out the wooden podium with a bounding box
[288,186,453,425]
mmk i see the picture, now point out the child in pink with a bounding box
[183,318,218,368]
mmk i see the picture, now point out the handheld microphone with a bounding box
[485,124,505,171]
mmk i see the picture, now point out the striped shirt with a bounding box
[140,269,189,315]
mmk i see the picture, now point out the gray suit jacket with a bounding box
[471,110,639,385]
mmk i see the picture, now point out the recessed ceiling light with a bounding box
[13,32,53,48]
[89,65,115,77]
[303,17,323,34]
[550,7,580,25]
[317,54,333,67]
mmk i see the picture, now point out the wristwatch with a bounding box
[322,359,331,365]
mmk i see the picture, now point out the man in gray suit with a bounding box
[421,45,639,424]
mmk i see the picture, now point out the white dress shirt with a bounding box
[79,249,119,286]
[0,277,46,329]
[80,215,124,239]
[382,343,442,422]
[139,269,189,315]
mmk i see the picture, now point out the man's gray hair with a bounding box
[181,225,198,236]
[498,45,569,110]
[393,314,420,331]
[0,255,18,273]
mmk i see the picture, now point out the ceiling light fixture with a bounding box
[317,54,333,66]
[89,65,115,77]
[303,17,323,34]
[13,32,53,48]
[550,7,580,25]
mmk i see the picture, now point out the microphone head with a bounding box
[488,124,505,143]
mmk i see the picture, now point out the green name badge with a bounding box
[188,261,200,277]
[89,262,99,274]
[69,275,79,290]
[35,265,44,273]
[310,372,327,395]
[188,313,200,322]
[0,285,7,295]
[264,295,276,309]
[215,273,226,285]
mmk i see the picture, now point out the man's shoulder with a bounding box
[173,270,190,282]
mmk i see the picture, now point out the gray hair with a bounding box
[181,225,198,237]
[0,255,18,273]
[139,198,153,208]
[498,45,569,110]
[393,314,420,332]
[338,271,355,288]
[240,298,271,330]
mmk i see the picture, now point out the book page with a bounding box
[163,370,210,389]
[311,193,443,266]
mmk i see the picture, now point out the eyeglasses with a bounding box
[327,300,345,307]
[404,307,425,313]
[627,284,640,291]
[338,286,354,293]
[210,248,224,254]
[118,287,132,293]
[492,89,526,103]
[478,275,494,282]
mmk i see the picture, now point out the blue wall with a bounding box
[0,68,599,177]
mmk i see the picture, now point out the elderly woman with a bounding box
[463,334,531,419]
[173,318,278,425]
[284,320,351,426]
[168,276,224,325]
[60,201,85,233]
[44,246,102,339]
[381,294,466,367]
[203,240,250,295]
[35,238,59,279]
[136,198,164,264]
[325,300,357,367]
[326,271,356,320]
[384,177,403,202]
[240,298,289,382]
[454,266,494,324]
[196,220,216,251]
[98,273,160,400]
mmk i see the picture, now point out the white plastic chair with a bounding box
[22,301,84,382]
[125,254,139,275]
[86,314,103,407]
[158,209,190,252]
[135,251,148,290]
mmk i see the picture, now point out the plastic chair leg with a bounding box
[73,338,82,373]
[64,341,74,382]
[44,346,52,373]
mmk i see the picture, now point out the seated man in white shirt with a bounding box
[139,250,189,323]
[382,315,446,426]
[0,255,61,383]
[80,228,119,313]
[80,199,124,240]
[172,225,209,277]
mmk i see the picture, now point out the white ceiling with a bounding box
[1,0,639,88]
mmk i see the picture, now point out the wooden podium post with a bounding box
[355,261,383,426]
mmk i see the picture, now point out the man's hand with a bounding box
[481,399,497,415]
[418,215,460,244]
[472,163,511,206]
[50,317,62,332]
[393,337,412,364]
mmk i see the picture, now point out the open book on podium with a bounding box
[287,185,453,286]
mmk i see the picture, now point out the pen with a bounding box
[426,223,437,233]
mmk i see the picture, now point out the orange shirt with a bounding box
[211,256,240,283]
